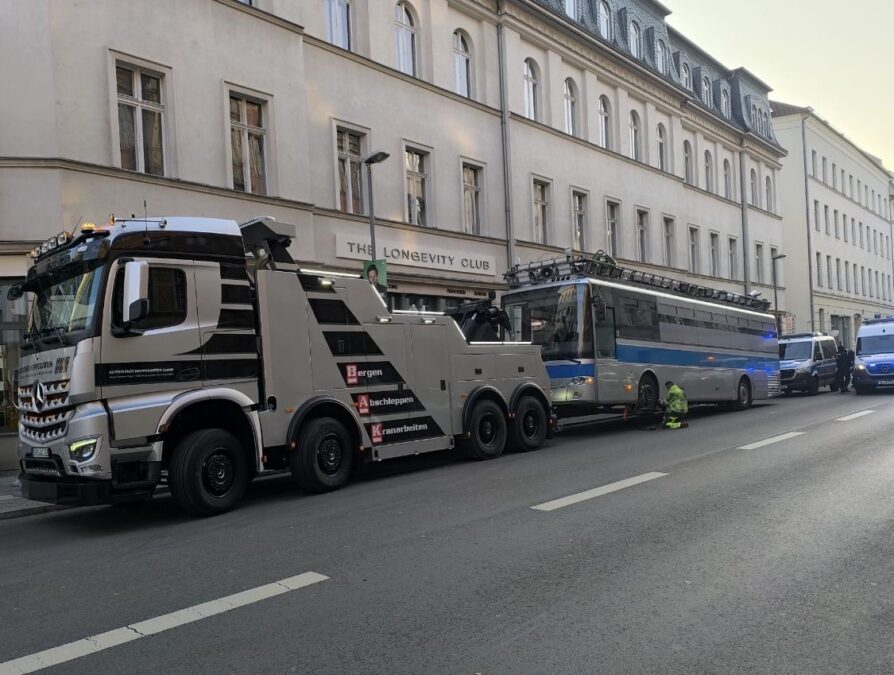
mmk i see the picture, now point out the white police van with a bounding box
[853,318,894,394]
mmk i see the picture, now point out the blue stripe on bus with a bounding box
[546,363,597,379]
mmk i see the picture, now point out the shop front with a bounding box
[0,275,28,469]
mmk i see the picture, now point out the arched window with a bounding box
[563,78,578,136]
[598,95,612,150]
[453,31,472,98]
[629,21,641,59]
[721,89,730,117]
[704,150,714,192]
[683,140,693,184]
[656,124,667,171]
[765,175,774,212]
[702,75,712,105]
[394,2,417,76]
[563,0,577,19]
[629,110,641,161]
[681,63,691,90]
[723,159,732,199]
[763,111,770,135]
[750,169,759,206]
[655,40,666,73]
[599,1,611,38]
[751,104,757,126]
[523,58,539,121]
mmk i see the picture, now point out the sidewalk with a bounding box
[0,470,69,520]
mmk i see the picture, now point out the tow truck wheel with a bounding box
[168,429,249,516]
[508,396,547,452]
[463,399,507,460]
[291,417,353,493]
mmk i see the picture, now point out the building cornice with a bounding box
[807,175,893,224]
[211,0,305,35]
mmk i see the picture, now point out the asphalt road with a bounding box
[1,389,893,674]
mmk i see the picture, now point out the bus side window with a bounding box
[595,307,616,359]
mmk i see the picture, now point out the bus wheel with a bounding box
[463,399,507,460]
[169,429,249,516]
[291,417,353,493]
[636,375,660,413]
[509,396,547,452]
[732,377,753,411]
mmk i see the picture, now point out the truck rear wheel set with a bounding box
[462,396,548,460]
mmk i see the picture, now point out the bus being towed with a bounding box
[501,252,780,425]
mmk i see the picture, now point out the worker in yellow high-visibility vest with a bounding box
[662,381,689,429]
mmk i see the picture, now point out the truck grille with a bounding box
[17,380,73,444]
[22,457,63,477]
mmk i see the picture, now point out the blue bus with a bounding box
[501,254,780,422]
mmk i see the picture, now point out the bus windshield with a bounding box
[503,284,593,361]
[857,334,894,357]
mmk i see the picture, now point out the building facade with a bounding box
[772,102,894,347]
[0,0,785,462]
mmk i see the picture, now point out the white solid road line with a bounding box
[835,410,875,422]
[737,431,804,451]
[0,572,328,675]
[531,472,669,512]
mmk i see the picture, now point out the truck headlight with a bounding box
[68,437,100,462]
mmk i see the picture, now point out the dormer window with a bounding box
[599,1,612,38]
[564,0,577,20]
[629,21,641,59]
[680,62,691,89]
[655,40,667,73]
[721,89,730,118]
[702,75,711,106]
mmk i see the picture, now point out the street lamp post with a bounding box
[772,253,787,336]
[363,151,391,260]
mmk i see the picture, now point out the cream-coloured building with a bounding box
[0,0,785,462]
[772,102,894,346]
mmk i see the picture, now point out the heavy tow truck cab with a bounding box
[12,217,551,515]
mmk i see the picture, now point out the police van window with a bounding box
[821,339,837,360]
[112,267,188,330]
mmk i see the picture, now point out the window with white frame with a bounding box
[405,147,428,226]
[564,78,578,136]
[836,258,842,291]
[599,1,611,38]
[680,63,691,90]
[827,255,832,289]
[629,21,641,58]
[394,2,417,76]
[832,162,837,189]
[572,190,587,250]
[770,246,779,284]
[728,237,738,280]
[814,200,820,231]
[607,200,620,257]
[765,175,774,212]
[723,159,732,199]
[453,31,472,98]
[655,40,667,73]
[822,157,827,183]
[683,141,693,184]
[845,261,851,292]
[859,221,863,247]
[656,124,667,171]
[326,0,351,50]
[702,75,711,105]
[834,209,839,238]
[816,252,822,287]
[750,169,758,206]
[462,163,482,235]
[629,111,641,161]
[664,217,675,267]
[636,209,649,262]
[532,179,550,244]
[721,89,730,118]
[336,127,364,214]
[755,243,764,284]
[116,63,165,176]
[824,205,829,234]
[229,93,266,195]
[704,151,714,193]
[598,96,612,150]
[709,232,720,277]
[811,150,817,176]
[523,59,539,121]
[688,226,700,274]
[843,212,848,241]
[564,0,577,19]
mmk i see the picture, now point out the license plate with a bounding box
[31,447,49,458]
[878,380,894,385]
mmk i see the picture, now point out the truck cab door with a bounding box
[99,258,202,442]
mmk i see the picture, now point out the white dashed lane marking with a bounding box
[737,431,805,450]
[531,472,669,512]
[0,572,329,674]
[835,410,875,422]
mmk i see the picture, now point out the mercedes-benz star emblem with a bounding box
[32,381,46,411]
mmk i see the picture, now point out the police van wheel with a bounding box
[169,429,249,516]
[732,377,753,411]
[509,396,547,452]
[807,375,820,396]
[291,417,353,493]
[463,400,507,460]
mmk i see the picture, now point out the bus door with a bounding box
[592,292,622,402]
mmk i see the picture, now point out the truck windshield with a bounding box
[779,341,811,360]
[503,284,593,361]
[857,335,894,357]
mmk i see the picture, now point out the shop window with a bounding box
[0,279,29,434]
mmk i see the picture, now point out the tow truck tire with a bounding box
[462,399,507,460]
[290,417,353,493]
[168,429,249,516]
[508,396,547,452]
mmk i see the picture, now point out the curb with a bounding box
[0,503,71,521]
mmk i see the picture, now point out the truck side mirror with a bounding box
[593,295,607,321]
[123,260,149,324]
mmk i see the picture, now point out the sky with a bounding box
[665,0,894,170]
